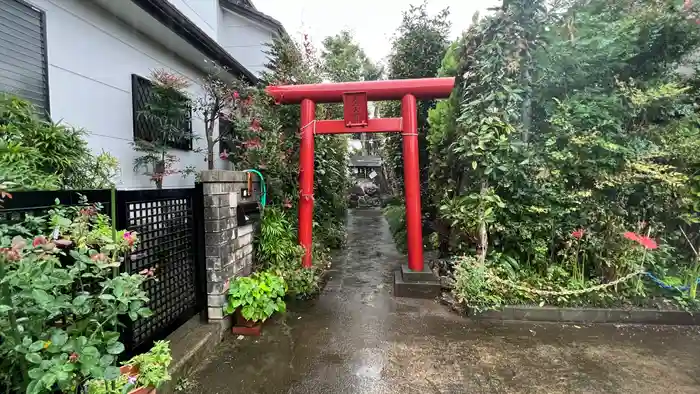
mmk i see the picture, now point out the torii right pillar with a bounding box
[393,93,442,298]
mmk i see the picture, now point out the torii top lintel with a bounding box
[265,77,456,104]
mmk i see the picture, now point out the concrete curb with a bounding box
[468,305,700,325]
[159,316,230,393]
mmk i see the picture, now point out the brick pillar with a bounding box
[201,170,259,326]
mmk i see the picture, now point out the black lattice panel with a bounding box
[124,197,197,349]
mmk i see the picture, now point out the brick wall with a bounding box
[200,170,260,325]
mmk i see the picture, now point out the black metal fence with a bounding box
[0,185,205,356]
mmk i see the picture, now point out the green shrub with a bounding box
[85,340,172,393]
[453,256,504,313]
[255,206,325,297]
[0,199,153,394]
[224,271,287,322]
[383,203,407,253]
[0,95,119,190]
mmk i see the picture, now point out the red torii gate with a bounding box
[266,77,454,296]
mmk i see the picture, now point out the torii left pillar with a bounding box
[267,77,454,298]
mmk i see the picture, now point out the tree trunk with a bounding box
[477,179,489,263]
[207,141,215,170]
[155,160,165,190]
[520,50,532,143]
[206,122,215,170]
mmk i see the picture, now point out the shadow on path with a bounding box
[191,208,700,394]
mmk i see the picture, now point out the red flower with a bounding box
[69,352,79,363]
[624,232,658,250]
[32,236,47,248]
[571,229,585,240]
[623,232,639,242]
[637,235,658,250]
[250,118,262,132]
[244,97,253,107]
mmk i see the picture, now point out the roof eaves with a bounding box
[130,0,259,84]
[220,0,288,38]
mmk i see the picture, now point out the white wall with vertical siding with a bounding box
[26,0,229,189]
[219,8,273,76]
[167,0,219,41]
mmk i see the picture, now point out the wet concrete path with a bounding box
[191,209,700,393]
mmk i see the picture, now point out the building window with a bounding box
[218,118,236,154]
[131,74,193,151]
[0,0,50,114]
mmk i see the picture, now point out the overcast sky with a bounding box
[254,0,501,64]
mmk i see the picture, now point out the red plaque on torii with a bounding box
[342,92,368,127]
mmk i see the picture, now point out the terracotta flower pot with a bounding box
[235,308,257,328]
[231,308,263,336]
[120,365,156,394]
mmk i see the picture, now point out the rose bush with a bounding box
[0,196,153,393]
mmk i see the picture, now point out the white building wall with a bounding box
[26,0,228,189]
[219,9,273,76]
[167,0,219,41]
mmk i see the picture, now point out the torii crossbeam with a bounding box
[266,77,454,297]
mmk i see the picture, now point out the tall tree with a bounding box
[321,30,382,83]
[380,2,450,240]
[320,30,383,155]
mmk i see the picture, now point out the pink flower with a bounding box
[283,199,292,209]
[91,253,107,262]
[220,150,229,160]
[250,118,262,132]
[233,91,240,100]
[123,231,136,247]
[685,0,693,10]
[571,229,585,240]
[139,267,156,277]
[69,352,79,363]
[32,236,47,248]
[243,138,262,149]
[0,248,20,262]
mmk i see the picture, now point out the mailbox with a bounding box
[237,201,260,226]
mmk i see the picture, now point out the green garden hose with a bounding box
[243,169,267,208]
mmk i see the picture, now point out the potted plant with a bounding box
[84,341,171,394]
[224,271,287,335]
